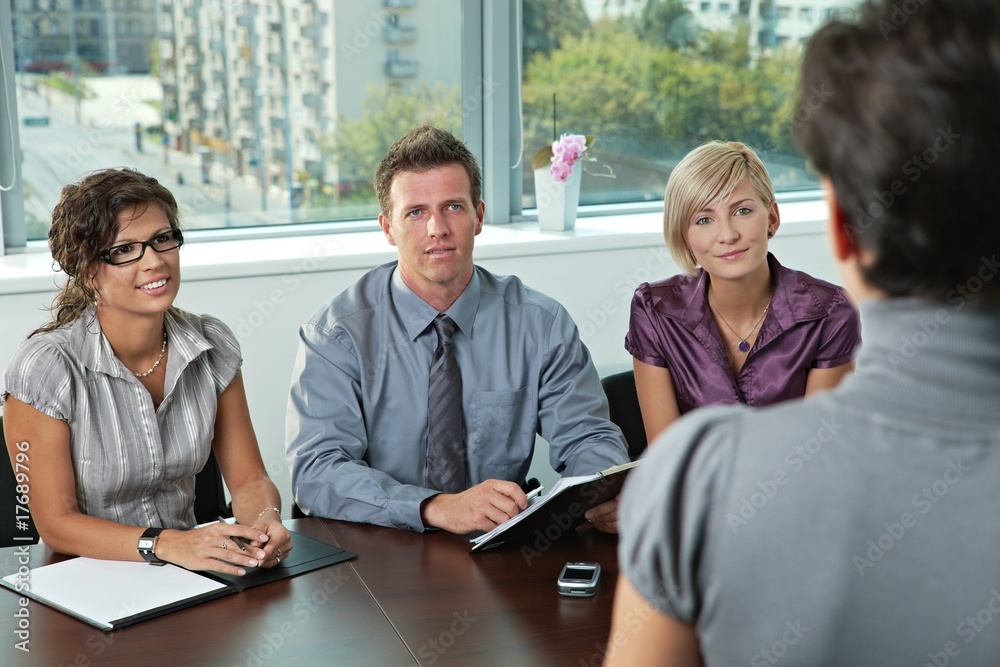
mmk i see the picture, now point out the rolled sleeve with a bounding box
[619,407,738,623]
[812,289,862,369]
[198,315,244,395]
[1,337,73,422]
[538,308,629,478]
[285,321,436,531]
[625,283,671,369]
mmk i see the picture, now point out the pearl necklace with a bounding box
[134,328,168,378]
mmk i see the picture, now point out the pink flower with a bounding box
[551,161,574,183]
[549,134,589,183]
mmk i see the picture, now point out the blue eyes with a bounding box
[694,207,753,226]
[407,205,462,218]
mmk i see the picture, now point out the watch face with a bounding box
[138,538,155,550]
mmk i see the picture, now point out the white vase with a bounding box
[534,165,582,231]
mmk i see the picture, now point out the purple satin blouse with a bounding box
[625,254,861,415]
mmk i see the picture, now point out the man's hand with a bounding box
[584,494,620,533]
[421,480,528,534]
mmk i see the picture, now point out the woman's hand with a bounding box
[155,522,271,575]
[250,516,293,568]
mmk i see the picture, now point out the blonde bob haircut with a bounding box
[663,141,775,275]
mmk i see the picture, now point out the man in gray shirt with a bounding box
[606,1,1000,665]
[286,125,628,534]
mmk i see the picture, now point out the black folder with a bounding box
[200,530,356,592]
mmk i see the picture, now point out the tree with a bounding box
[649,23,799,153]
[522,22,660,154]
[321,82,461,203]
[632,0,699,49]
[522,0,590,62]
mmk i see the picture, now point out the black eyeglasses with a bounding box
[100,229,184,266]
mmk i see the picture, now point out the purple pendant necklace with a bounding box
[710,296,771,353]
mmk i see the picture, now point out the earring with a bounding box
[767,231,775,238]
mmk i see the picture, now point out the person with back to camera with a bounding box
[626,141,860,444]
[2,168,292,574]
[605,1,1000,664]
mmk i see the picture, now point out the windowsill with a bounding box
[0,197,828,296]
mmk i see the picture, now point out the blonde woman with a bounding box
[625,141,859,444]
[2,168,291,573]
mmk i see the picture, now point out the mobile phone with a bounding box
[557,561,601,597]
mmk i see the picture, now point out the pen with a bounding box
[526,486,544,503]
[219,516,247,551]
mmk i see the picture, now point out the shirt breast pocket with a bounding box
[471,387,533,472]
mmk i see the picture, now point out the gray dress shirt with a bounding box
[619,297,1000,665]
[2,308,241,529]
[286,262,629,531]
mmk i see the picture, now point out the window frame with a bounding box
[0,0,824,256]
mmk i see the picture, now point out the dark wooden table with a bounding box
[0,518,619,666]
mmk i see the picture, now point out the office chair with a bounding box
[194,450,232,523]
[601,370,648,461]
[0,416,40,547]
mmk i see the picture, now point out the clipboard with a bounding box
[470,460,639,552]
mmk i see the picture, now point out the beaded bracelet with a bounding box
[258,507,281,520]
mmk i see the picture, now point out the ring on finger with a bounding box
[221,539,228,550]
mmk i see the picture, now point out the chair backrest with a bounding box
[0,416,41,547]
[601,370,648,461]
[194,450,232,523]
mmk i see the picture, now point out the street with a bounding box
[17,74,290,237]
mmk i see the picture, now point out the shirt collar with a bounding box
[668,253,831,334]
[391,265,481,341]
[70,308,216,379]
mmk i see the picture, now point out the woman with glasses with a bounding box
[1,168,291,574]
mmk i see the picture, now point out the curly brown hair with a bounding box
[33,168,180,336]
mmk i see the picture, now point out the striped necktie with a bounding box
[425,314,467,493]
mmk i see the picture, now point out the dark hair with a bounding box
[33,168,180,336]
[373,125,482,219]
[793,0,1000,302]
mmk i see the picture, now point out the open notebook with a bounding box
[0,528,356,630]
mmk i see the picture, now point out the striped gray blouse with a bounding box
[1,307,241,529]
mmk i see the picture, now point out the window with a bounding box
[2,0,859,252]
[519,0,861,212]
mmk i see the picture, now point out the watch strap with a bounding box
[138,527,166,565]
